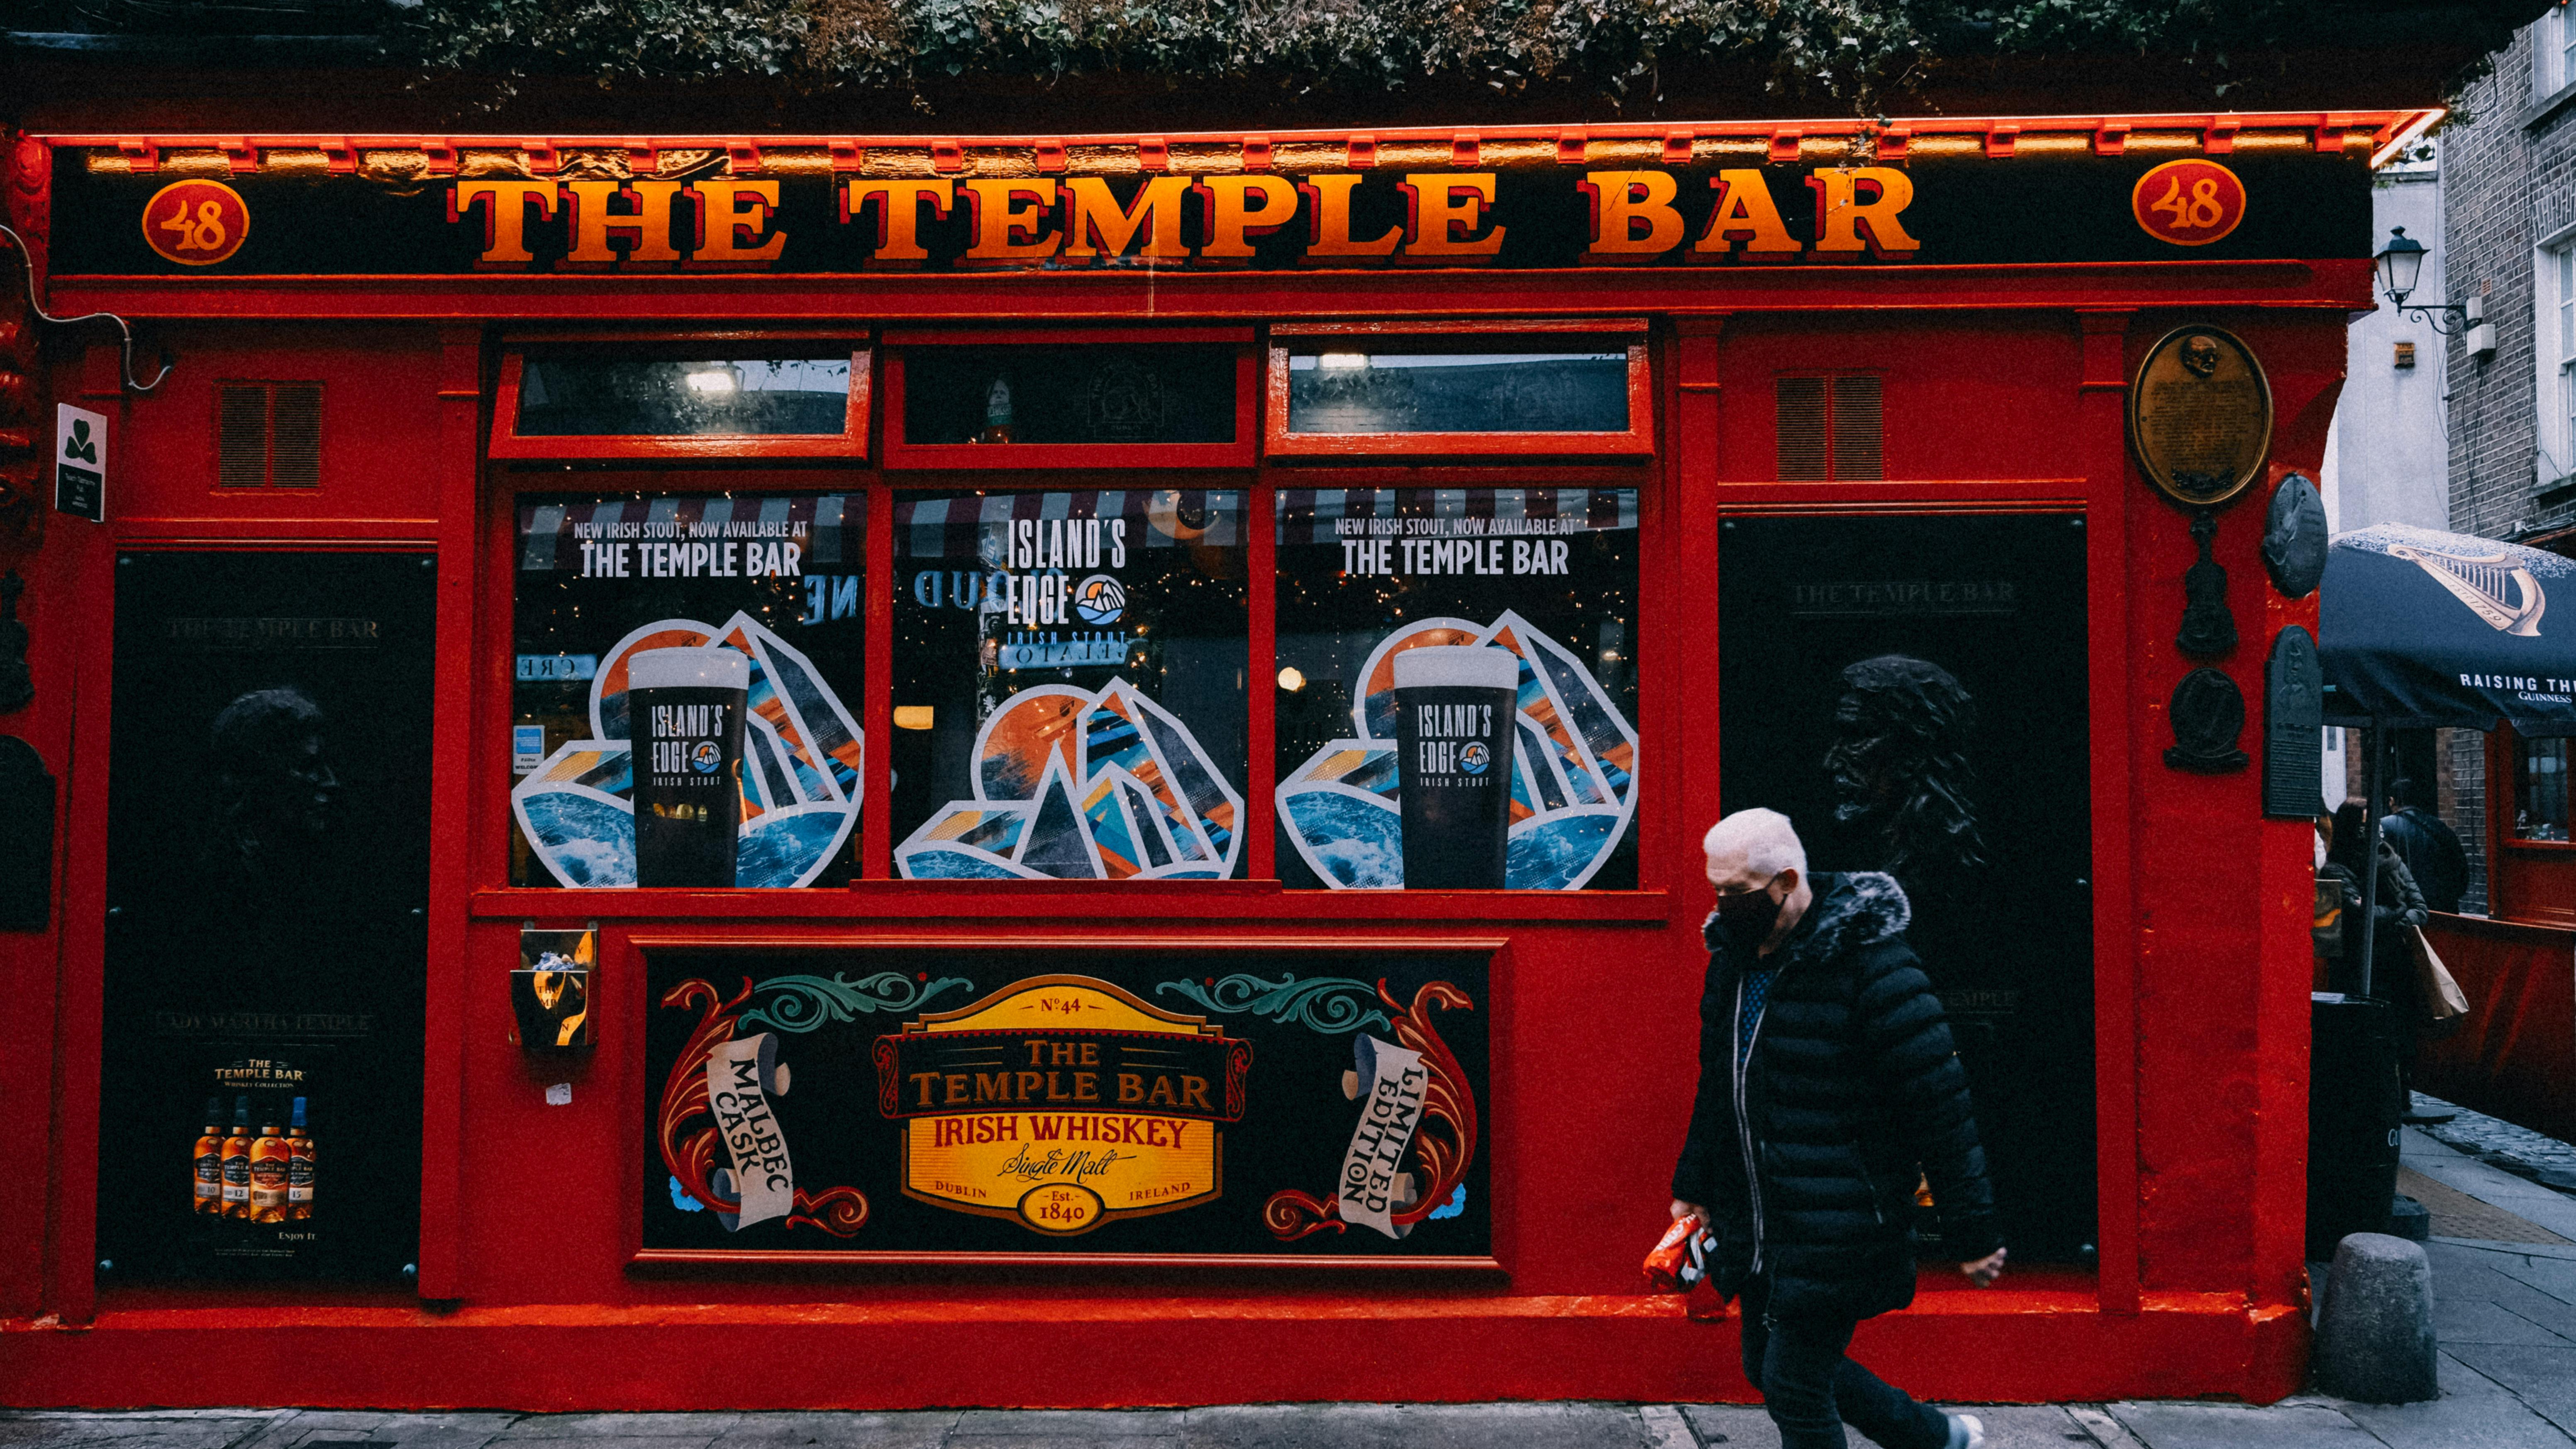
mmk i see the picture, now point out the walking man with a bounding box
[2379,777,2468,915]
[1673,808,2007,1449]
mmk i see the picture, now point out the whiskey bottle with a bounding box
[286,1096,313,1221]
[220,1096,254,1219]
[249,1111,290,1224]
[192,1098,225,1215]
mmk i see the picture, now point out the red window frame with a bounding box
[489,333,873,461]
[879,326,1259,471]
[1264,319,1655,460]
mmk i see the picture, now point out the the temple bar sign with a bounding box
[49,148,2370,274]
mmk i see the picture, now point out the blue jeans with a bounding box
[1739,1273,1951,1449]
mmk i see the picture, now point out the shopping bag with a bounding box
[2408,924,2471,1033]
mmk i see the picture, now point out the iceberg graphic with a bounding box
[511,613,864,889]
[898,678,1244,881]
[1279,612,1637,890]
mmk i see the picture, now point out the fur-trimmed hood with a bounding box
[1702,871,1912,961]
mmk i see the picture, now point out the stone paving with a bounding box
[2414,1093,2576,1193]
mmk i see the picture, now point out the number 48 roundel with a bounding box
[2131,159,2247,249]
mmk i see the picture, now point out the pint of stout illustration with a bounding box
[1393,645,1521,889]
[626,646,750,888]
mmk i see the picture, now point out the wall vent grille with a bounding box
[216,381,324,488]
[1775,373,1883,481]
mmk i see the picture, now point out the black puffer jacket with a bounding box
[1671,871,2001,1319]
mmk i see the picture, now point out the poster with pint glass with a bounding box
[1274,487,1639,890]
[510,493,866,889]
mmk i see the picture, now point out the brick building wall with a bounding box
[2437,17,2576,915]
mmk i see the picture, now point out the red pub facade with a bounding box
[0,103,2426,1408]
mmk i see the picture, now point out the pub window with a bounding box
[508,491,867,889]
[2516,735,2572,842]
[890,487,1250,880]
[215,381,322,488]
[1266,321,1653,457]
[1776,373,1883,481]
[1275,486,1640,890]
[490,339,869,459]
[882,327,1258,468]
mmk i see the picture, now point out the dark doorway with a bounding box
[97,551,436,1283]
[1718,512,2097,1262]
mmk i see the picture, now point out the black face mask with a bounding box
[1715,878,1784,942]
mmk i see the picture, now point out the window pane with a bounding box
[510,493,866,888]
[900,346,1238,445]
[1285,345,1629,434]
[1275,487,1640,890]
[892,489,1249,880]
[2519,738,2571,840]
[516,356,853,437]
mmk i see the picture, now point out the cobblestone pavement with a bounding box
[2415,1093,2576,1193]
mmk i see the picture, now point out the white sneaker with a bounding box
[1945,1413,1986,1449]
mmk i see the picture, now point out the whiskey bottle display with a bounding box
[220,1096,254,1220]
[975,378,1018,444]
[248,1111,291,1223]
[286,1096,313,1221]
[191,1098,224,1215]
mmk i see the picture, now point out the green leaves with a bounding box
[387,0,2522,100]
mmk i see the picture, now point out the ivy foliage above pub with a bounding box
[394,0,2555,103]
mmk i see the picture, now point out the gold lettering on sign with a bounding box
[685,179,788,266]
[1399,173,1505,260]
[450,180,559,266]
[1695,171,1800,258]
[1582,171,1685,259]
[842,180,956,265]
[1061,176,1193,262]
[563,180,684,267]
[1807,167,1920,259]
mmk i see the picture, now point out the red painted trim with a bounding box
[2078,307,2142,1317]
[1270,319,1649,337]
[1263,339,1656,459]
[0,1293,2315,1409]
[417,325,484,1301]
[38,260,2379,323]
[35,108,2433,156]
[860,482,894,879]
[881,326,1254,346]
[468,887,1677,922]
[879,345,1260,470]
[487,348,873,461]
[1246,462,1277,883]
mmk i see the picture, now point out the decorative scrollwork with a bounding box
[737,971,975,1035]
[1155,972,1393,1034]
[1262,1188,1346,1241]
[655,974,871,1239]
[1262,978,1479,1243]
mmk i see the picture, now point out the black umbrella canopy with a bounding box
[2320,524,2576,733]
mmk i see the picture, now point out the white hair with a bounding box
[1703,808,1807,879]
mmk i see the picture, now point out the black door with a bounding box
[97,551,436,1283]
[1719,512,2096,1262]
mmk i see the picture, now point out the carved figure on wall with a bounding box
[1823,654,1991,895]
[199,686,340,895]
[2177,510,2237,657]
[2164,666,2249,772]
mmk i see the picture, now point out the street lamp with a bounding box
[2373,227,2476,335]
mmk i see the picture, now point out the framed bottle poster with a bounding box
[639,943,1493,1265]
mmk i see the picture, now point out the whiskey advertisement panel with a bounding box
[642,946,1490,1259]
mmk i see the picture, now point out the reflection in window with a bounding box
[891,489,1249,880]
[1274,488,1640,890]
[509,493,866,888]
[901,346,1238,445]
[2519,736,2571,841]
[1285,347,1628,434]
[516,357,853,436]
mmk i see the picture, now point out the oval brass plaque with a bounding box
[2128,326,2273,509]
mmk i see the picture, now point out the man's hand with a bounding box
[1671,1199,1707,1223]
[1959,1248,2006,1287]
